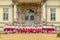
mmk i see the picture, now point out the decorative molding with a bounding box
[47,22,60,24]
[0,22,13,24]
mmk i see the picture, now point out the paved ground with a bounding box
[0,33,60,40]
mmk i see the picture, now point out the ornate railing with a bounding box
[12,0,47,2]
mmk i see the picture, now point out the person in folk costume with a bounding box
[5,23,11,34]
[42,24,47,33]
[13,23,18,33]
[4,24,8,33]
[34,24,37,27]
[30,25,33,32]
[24,25,27,33]
[50,25,55,33]
[19,24,25,33]
[9,24,13,33]
[31,25,35,33]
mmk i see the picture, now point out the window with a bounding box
[30,15,34,20]
[27,9,34,13]
[3,8,9,20]
[25,16,28,20]
[50,8,56,21]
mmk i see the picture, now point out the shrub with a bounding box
[57,32,60,37]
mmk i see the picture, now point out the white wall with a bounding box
[0,0,12,5]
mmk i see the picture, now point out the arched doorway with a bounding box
[25,9,34,25]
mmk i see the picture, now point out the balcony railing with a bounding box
[13,0,47,3]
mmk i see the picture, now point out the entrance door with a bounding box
[25,9,34,25]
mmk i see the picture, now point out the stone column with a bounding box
[41,5,43,24]
[41,4,46,24]
[36,6,41,24]
[14,4,17,22]
[19,6,25,24]
[17,6,21,23]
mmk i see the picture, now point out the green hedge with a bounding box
[57,33,60,37]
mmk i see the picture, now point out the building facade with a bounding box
[0,0,60,27]
[43,0,60,26]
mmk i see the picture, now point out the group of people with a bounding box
[4,24,56,34]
